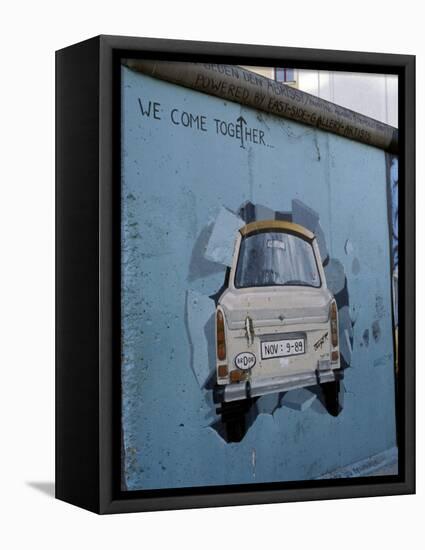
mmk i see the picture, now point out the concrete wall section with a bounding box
[121,66,397,490]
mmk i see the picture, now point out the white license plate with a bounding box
[261,337,305,359]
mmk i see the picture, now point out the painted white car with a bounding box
[214,220,342,409]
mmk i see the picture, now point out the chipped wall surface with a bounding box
[121,66,397,490]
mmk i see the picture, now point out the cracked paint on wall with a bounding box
[121,65,397,491]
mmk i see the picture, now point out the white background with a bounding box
[0,1,422,548]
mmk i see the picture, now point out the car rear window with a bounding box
[234,231,321,289]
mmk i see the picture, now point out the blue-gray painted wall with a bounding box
[121,66,397,490]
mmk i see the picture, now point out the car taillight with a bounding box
[216,310,226,360]
[330,300,338,348]
[217,364,228,378]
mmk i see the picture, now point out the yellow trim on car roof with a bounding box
[239,220,315,241]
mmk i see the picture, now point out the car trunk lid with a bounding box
[220,286,331,330]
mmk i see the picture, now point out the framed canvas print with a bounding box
[56,35,415,514]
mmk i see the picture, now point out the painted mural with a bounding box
[120,62,398,491]
[387,155,399,326]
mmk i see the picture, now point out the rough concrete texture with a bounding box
[317,447,398,479]
[204,206,244,266]
[186,290,216,388]
[252,203,276,222]
[121,67,397,490]
[256,393,281,415]
[292,199,329,262]
[282,389,317,412]
[324,259,346,295]
[292,199,319,232]
[338,305,354,364]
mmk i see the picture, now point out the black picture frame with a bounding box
[56,35,415,514]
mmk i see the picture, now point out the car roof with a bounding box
[239,220,315,241]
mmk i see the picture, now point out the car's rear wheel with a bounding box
[322,380,344,417]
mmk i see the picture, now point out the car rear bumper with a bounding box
[214,368,344,403]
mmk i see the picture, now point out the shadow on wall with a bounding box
[185,199,356,443]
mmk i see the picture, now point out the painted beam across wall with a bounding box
[121,65,397,491]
